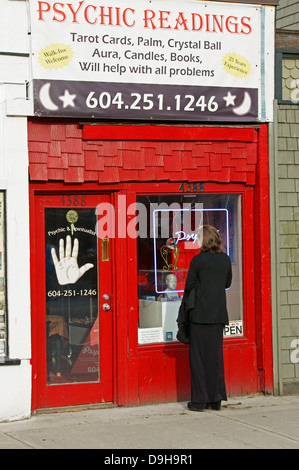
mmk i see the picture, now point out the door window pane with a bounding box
[137,194,243,344]
[0,193,7,358]
[45,208,99,384]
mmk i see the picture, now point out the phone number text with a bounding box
[86,91,218,113]
[47,289,97,297]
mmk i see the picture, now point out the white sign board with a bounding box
[29,0,273,121]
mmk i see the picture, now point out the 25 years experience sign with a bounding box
[29,0,272,121]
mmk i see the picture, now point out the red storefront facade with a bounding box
[28,120,273,411]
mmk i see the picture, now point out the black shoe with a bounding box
[209,401,221,410]
[187,402,206,412]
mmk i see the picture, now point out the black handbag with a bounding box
[176,321,189,344]
[176,287,195,344]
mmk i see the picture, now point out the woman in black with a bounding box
[184,225,232,412]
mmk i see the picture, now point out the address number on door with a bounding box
[179,183,204,193]
[60,195,87,206]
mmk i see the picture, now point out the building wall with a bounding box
[0,0,32,421]
[0,0,281,419]
[276,105,299,392]
[276,0,299,30]
[273,0,299,393]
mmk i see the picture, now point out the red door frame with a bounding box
[30,187,119,410]
[254,124,273,392]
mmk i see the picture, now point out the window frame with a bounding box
[0,191,8,361]
[275,49,299,105]
[126,181,256,357]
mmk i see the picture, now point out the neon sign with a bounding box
[153,208,229,293]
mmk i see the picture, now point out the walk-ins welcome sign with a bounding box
[29,0,275,121]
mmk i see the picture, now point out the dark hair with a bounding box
[199,225,223,253]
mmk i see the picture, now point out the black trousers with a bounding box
[189,322,227,404]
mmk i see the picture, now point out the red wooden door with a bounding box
[31,192,113,409]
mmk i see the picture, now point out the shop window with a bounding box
[275,51,299,104]
[0,192,7,358]
[45,208,99,384]
[137,194,243,345]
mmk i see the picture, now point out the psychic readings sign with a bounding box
[29,0,273,121]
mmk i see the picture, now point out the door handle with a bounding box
[103,303,111,311]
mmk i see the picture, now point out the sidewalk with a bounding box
[0,394,298,450]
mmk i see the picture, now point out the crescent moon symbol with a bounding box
[232,92,251,116]
[39,83,59,111]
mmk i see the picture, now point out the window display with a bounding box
[137,193,243,344]
[138,269,185,344]
[45,208,99,384]
[0,193,7,357]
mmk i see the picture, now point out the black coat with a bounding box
[184,251,232,325]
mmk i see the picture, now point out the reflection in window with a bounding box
[282,57,299,102]
[0,193,7,358]
[137,194,243,344]
[275,51,299,104]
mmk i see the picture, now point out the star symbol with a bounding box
[223,91,236,107]
[59,89,76,108]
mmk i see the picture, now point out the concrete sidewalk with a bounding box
[0,394,298,449]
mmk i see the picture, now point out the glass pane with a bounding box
[0,193,7,358]
[45,208,99,384]
[282,57,299,102]
[137,194,243,344]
